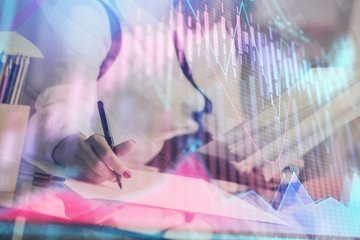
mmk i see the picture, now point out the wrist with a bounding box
[52,133,86,165]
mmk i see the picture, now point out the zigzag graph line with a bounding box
[186,0,293,164]
[184,0,340,164]
[118,0,333,162]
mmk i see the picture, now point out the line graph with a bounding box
[177,155,360,237]
[113,0,354,165]
[203,45,292,165]
[183,0,295,164]
[236,172,360,237]
[186,0,297,122]
[182,0,355,165]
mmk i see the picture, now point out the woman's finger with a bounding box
[114,140,136,157]
[87,135,133,179]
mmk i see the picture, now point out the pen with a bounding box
[19,171,66,182]
[97,100,122,190]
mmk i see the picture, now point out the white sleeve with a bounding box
[23,0,112,162]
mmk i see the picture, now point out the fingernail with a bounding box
[123,171,132,178]
[131,139,136,144]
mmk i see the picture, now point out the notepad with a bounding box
[64,169,287,225]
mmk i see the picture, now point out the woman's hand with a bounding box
[52,133,135,183]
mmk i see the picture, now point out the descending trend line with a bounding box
[275,38,291,121]
[271,0,292,26]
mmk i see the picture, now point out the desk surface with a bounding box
[1,159,359,240]
[0,159,257,239]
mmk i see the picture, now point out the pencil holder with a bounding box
[0,104,29,193]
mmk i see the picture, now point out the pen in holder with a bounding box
[0,104,29,194]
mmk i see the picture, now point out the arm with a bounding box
[22,0,133,182]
